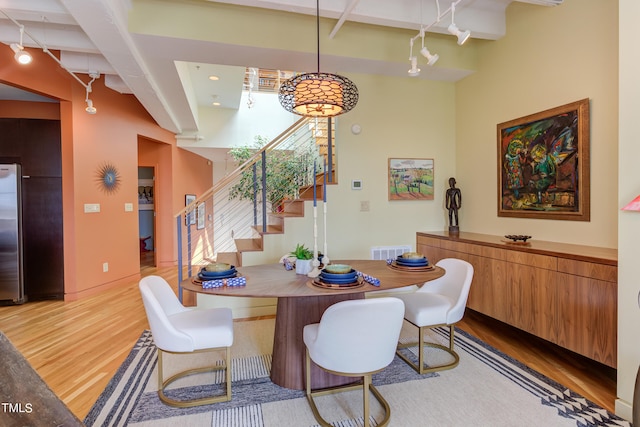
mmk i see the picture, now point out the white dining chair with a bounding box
[395,258,474,374]
[303,297,405,427]
[139,275,233,407]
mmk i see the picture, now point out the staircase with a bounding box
[176,117,335,281]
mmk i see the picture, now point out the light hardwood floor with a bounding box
[0,261,617,420]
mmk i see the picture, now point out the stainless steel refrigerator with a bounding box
[0,164,25,304]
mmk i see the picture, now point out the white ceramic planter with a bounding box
[295,259,312,275]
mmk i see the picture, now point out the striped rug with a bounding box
[84,319,629,427]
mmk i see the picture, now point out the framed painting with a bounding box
[497,99,590,221]
[388,158,434,201]
[185,194,196,225]
[197,203,205,230]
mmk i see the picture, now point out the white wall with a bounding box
[208,71,457,264]
[185,92,298,150]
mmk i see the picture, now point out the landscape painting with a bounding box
[388,158,434,201]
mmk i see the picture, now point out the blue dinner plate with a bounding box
[320,270,357,280]
[199,267,237,278]
[319,276,359,285]
[396,256,427,264]
[396,259,428,267]
[198,271,237,280]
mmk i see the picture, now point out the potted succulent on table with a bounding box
[291,243,314,275]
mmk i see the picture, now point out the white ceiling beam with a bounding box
[329,0,360,39]
[59,0,183,133]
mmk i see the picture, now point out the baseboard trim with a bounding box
[615,398,632,422]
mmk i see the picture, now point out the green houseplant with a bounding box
[228,136,313,212]
[290,243,313,260]
[290,243,313,275]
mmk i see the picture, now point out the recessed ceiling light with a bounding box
[209,75,219,81]
[212,102,221,106]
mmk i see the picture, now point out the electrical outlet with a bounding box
[103,262,109,272]
[360,201,370,212]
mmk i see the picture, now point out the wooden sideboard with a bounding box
[417,231,617,368]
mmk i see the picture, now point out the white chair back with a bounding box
[418,258,474,324]
[139,275,194,352]
[309,297,404,374]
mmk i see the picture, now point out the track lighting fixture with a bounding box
[420,46,439,66]
[10,25,32,65]
[405,0,470,75]
[447,23,470,45]
[408,39,421,76]
[85,99,97,115]
[408,56,420,77]
[1,9,103,114]
[448,3,470,45]
[85,72,99,115]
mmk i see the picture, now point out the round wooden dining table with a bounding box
[181,259,445,390]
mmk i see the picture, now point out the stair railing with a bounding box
[174,116,334,299]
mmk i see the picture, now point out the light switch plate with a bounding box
[125,203,133,212]
[84,203,100,213]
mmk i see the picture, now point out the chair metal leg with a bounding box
[397,323,460,374]
[363,375,370,427]
[305,350,392,426]
[157,346,232,408]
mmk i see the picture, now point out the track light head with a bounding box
[448,23,471,46]
[408,56,420,77]
[420,47,439,66]
[10,43,32,64]
[85,99,97,114]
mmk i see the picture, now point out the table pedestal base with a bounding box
[271,293,364,390]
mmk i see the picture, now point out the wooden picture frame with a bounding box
[138,179,154,211]
[185,194,196,226]
[197,203,205,230]
[497,99,590,221]
[388,158,434,201]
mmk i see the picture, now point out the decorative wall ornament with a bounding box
[96,162,121,194]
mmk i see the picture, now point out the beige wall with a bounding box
[617,0,640,419]
[246,71,457,263]
[456,0,636,419]
[455,0,618,248]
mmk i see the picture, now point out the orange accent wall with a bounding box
[0,48,212,300]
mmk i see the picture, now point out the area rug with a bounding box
[84,319,629,427]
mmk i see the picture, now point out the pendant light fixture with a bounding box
[278,0,358,117]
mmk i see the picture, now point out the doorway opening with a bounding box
[138,166,155,267]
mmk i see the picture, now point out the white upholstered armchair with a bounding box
[303,297,405,427]
[139,275,233,407]
[396,258,474,374]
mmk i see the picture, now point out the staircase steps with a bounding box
[235,238,263,252]
[252,224,284,234]
[298,171,336,201]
